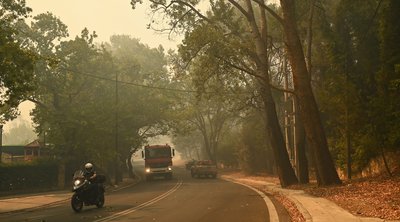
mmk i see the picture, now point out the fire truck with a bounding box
[142,144,175,181]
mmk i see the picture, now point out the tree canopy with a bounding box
[0,0,36,122]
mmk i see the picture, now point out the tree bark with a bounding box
[294,99,309,184]
[260,86,298,186]
[127,153,135,178]
[280,0,341,185]
[305,0,315,74]
[245,0,298,186]
[381,147,392,177]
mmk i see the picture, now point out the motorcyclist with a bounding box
[84,163,97,181]
[84,163,99,199]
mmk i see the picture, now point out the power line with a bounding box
[59,66,198,93]
[58,66,254,96]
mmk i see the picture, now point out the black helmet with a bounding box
[84,163,94,173]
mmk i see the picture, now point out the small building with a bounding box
[1,140,49,163]
[1,146,25,163]
[24,140,44,161]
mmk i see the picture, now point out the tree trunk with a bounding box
[127,153,135,178]
[280,0,341,185]
[261,86,298,186]
[345,105,352,180]
[202,130,214,161]
[381,147,392,177]
[294,99,309,184]
[244,0,298,186]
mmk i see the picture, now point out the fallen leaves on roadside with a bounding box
[222,169,400,221]
[301,175,400,220]
[273,192,306,222]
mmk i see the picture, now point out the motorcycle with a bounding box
[71,170,106,212]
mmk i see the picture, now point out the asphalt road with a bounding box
[0,167,289,222]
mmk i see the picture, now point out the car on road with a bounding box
[190,160,217,179]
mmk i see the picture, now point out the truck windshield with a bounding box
[145,148,171,158]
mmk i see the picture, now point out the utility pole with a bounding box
[345,58,352,180]
[42,130,45,157]
[292,97,297,168]
[115,72,119,185]
[283,58,293,163]
[342,38,352,180]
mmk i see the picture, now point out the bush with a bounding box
[0,160,58,192]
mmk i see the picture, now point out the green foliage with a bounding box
[313,1,378,170]
[372,0,400,152]
[130,0,400,177]
[0,0,36,122]
[146,1,288,173]
[311,0,400,172]
[105,35,174,160]
[24,14,174,175]
[0,160,58,192]
[131,0,203,35]
[236,112,274,174]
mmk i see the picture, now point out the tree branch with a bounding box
[251,0,284,25]
[227,0,251,20]
[163,0,212,23]
[27,97,48,109]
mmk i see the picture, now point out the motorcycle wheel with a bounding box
[96,194,104,208]
[96,194,105,208]
[71,193,83,212]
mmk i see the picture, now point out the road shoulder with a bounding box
[221,171,394,222]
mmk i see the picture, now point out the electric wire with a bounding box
[57,66,254,96]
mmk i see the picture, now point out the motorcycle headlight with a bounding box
[74,180,81,186]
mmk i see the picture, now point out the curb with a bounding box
[221,176,280,222]
[221,175,312,222]
[279,190,312,222]
[0,195,70,215]
[265,185,312,221]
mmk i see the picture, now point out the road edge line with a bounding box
[222,177,280,222]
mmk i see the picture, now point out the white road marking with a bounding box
[94,180,183,222]
[111,182,137,192]
[224,178,280,222]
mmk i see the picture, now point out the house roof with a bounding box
[25,140,42,148]
[1,146,25,156]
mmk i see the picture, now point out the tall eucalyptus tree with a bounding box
[131,0,299,186]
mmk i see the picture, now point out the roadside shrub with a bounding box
[0,160,58,192]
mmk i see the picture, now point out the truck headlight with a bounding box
[168,167,172,171]
[145,168,151,173]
